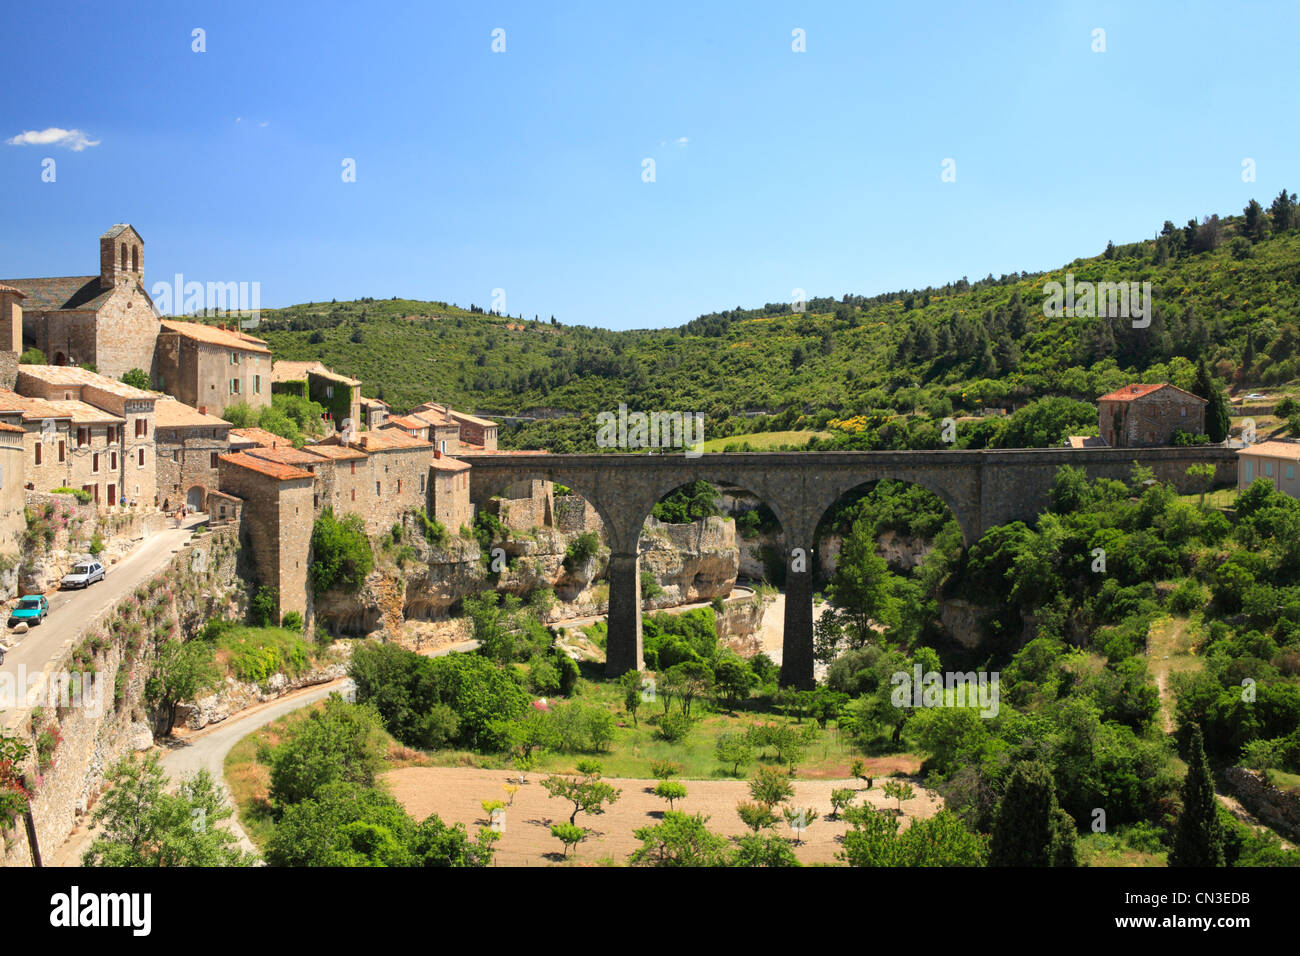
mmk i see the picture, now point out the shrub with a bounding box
[281,610,303,632]
[657,711,693,743]
[250,586,279,627]
[563,531,601,570]
[18,348,45,365]
[50,487,93,504]
[120,368,151,390]
[310,508,373,594]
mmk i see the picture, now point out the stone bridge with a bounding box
[461,446,1237,688]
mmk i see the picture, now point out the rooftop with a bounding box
[152,398,231,430]
[0,276,115,312]
[44,400,125,425]
[160,319,270,354]
[1098,383,1207,404]
[0,387,72,422]
[271,360,361,387]
[246,445,328,468]
[430,453,470,472]
[229,427,290,449]
[218,451,314,482]
[300,442,367,461]
[16,364,156,401]
[1238,441,1300,461]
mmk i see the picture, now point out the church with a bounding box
[0,224,160,378]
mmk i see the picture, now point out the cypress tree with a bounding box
[989,761,1078,866]
[1170,724,1224,867]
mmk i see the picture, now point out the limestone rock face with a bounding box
[939,598,989,649]
[639,515,738,609]
[129,722,154,751]
[176,661,348,730]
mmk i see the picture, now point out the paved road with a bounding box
[1,514,204,723]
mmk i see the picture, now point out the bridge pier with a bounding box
[779,547,815,690]
[605,551,643,678]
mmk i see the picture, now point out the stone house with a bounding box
[228,426,288,451]
[0,387,127,506]
[1097,383,1207,448]
[312,429,437,535]
[153,397,232,512]
[0,412,26,563]
[217,452,315,620]
[429,451,472,533]
[155,319,272,415]
[14,365,158,508]
[1238,441,1300,499]
[0,225,160,378]
[270,360,361,432]
[359,396,389,429]
[381,408,460,453]
[411,401,498,451]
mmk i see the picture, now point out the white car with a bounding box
[61,559,106,590]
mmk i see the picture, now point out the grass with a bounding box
[213,625,315,684]
[1175,487,1238,510]
[701,430,833,452]
[1077,832,1166,867]
[417,673,882,780]
[1265,769,1300,793]
[1145,613,1204,735]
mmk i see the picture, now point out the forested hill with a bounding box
[254,193,1300,450]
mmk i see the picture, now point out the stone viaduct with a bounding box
[462,446,1238,689]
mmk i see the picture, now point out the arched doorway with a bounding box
[186,486,206,511]
[54,351,68,366]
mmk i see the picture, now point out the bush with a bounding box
[120,368,151,390]
[250,586,278,627]
[1169,578,1207,614]
[310,508,373,594]
[18,348,45,365]
[50,487,93,504]
[563,531,601,570]
[657,711,693,743]
[269,698,387,807]
[281,610,303,632]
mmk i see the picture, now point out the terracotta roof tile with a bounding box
[16,364,156,400]
[1239,441,1300,461]
[160,319,270,354]
[219,451,314,481]
[229,427,289,448]
[1097,383,1206,404]
[152,398,231,429]
[0,387,72,422]
[302,442,367,461]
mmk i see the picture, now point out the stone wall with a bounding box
[155,427,228,512]
[554,495,602,534]
[639,515,738,609]
[0,350,17,391]
[0,526,242,867]
[1224,766,1300,842]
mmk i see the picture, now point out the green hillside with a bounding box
[253,194,1300,451]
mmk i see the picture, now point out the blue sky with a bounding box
[3,0,1298,329]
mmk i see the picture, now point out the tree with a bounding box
[882,779,914,813]
[664,660,713,717]
[145,639,218,735]
[310,508,373,594]
[715,732,755,776]
[988,761,1078,866]
[830,788,857,819]
[1269,187,1296,232]
[629,811,729,866]
[541,767,621,826]
[748,766,794,808]
[827,517,900,645]
[1170,724,1225,867]
[1243,199,1269,243]
[120,368,151,390]
[731,833,801,867]
[1187,464,1217,509]
[82,754,254,867]
[782,805,819,845]
[269,697,388,808]
[653,779,688,810]
[712,654,758,711]
[1193,359,1230,443]
[550,822,586,858]
[736,801,780,832]
[620,670,643,726]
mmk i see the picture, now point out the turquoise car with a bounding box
[8,595,49,627]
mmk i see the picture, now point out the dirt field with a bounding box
[383,765,944,866]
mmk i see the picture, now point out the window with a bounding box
[132,246,139,272]
[254,374,261,394]
[1245,460,1254,481]
[92,452,100,473]
[350,461,356,475]
[350,488,355,502]
[173,449,179,461]
[230,379,240,395]
[210,452,219,468]
[376,481,381,496]
[120,243,127,270]
[138,448,145,468]
[397,478,402,494]
[34,443,41,466]
[77,427,88,447]
[1181,407,1186,417]
[231,352,240,365]
[134,419,146,438]
[439,440,447,454]
[326,386,334,399]
[111,452,118,470]
[419,474,425,493]
[1288,464,1296,481]
[1265,461,1274,477]
[58,441,65,462]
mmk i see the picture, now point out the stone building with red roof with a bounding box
[1097,383,1207,448]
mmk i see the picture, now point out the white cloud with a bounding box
[675,136,689,146]
[6,127,100,151]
